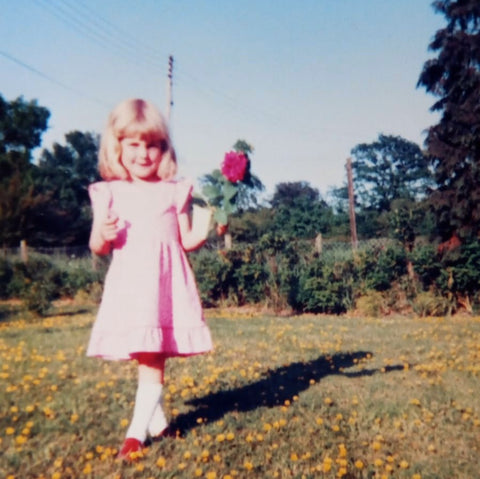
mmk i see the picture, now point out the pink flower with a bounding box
[221,151,248,183]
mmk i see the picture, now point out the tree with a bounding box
[32,131,100,245]
[351,134,433,212]
[417,0,480,239]
[270,181,334,239]
[0,95,50,154]
[0,95,50,247]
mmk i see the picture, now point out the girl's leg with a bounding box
[124,354,165,444]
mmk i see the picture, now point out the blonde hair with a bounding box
[98,98,177,181]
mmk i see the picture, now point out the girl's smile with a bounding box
[120,136,163,181]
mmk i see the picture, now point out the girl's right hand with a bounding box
[101,212,120,242]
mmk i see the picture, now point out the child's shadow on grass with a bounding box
[168,351,404,436]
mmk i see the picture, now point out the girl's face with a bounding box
[120,135,164,182]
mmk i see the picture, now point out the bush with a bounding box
[189,249,231,306]
[1,254,106,315]
[294,258,354,314]
[355,290,386,317]
[0,258,13,299]
[412,291,451,317]
[357,243,407,292]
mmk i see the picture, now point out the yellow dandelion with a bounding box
[354,459,364,469]
[216,433,226,442]
[156,456,166,468]
[52,472,61,479]
[290,453,299,461]
[70,414,79,424]
[400,460,409,469]
[194,468,203,477]
[244,461,254,471]
[82,463,92,474]
[15,435,27,445]
[372,441,382,451]
[206,472,217,479]
[120,418,129,428]
[374,458,383,467]
[324,397,333,406]
[6,427,15,435]
[412,474,422,479]
[226,432,235,441]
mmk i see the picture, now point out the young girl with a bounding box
[87,98,213,460]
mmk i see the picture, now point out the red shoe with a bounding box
[117,437,144,461]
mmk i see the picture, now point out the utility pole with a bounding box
[346,157,358,251]
[166,55,174,123]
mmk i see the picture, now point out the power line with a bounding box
[0,50,112,108]
[35,0,165,73]
[59,0,168,65]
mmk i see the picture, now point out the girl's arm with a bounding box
[178,212,207,252]
[89,212,119,255]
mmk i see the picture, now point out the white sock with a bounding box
[126,382,163,443]
[148,399,168,437]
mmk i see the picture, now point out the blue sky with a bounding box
[1,0,444,198]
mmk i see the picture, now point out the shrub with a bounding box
[189,249,231,306]
[355,290,386,317]
[412,291,451,317]
[0,258,13,299]
[294,258,354,314]
[8,257,61,315]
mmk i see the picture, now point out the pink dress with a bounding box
[87,179,213,360]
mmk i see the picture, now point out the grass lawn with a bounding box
[1,304,480,478]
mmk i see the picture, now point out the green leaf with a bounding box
[223,182,238,202]
[211,169,223,180]
[214,209,228,225]
[223,200,237,215]
[202,184,222,200]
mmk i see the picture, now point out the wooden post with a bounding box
[315,233,323,254]
[20,239,28,263]
[346,158,358,251]
[224,232,232,250]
